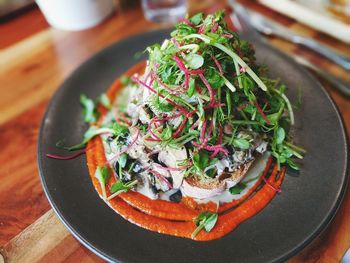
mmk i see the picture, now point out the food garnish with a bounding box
[48,11,305,240]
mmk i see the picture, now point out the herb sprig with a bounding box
[192,211,218,238]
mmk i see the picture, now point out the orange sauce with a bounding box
[86,62,286,240]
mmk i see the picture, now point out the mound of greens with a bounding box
[62,11,304,182]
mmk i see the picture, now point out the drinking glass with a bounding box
[142,0,187,24]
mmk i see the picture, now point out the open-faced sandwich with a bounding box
[49,11,305,241]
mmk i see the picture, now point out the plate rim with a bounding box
[37,28,349,263]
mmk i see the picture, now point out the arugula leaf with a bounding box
[80,94,98,123]
[95,166,110,185]
[229,182,246,195]
[192,211,218,238]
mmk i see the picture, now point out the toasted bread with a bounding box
[181,160,254,199]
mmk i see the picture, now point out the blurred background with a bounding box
[0,0,350,262]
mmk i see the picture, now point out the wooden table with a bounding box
[0,0,349,262]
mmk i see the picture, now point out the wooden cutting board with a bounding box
[0,0,349,262]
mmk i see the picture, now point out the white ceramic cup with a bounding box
[36,0,115,31]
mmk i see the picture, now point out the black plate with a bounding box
[38,29,349,263]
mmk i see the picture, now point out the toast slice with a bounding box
[181,160,254,199]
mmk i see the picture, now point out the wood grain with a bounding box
[0,8,49,50]
[1,210,69,263]
[0,100,50,246]
[0,0,349,262]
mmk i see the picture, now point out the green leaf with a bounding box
[61,126,114,151]
[150,95,174,113]
[187,78,196,97]
[99,93,111,109]
[192,150,209,171]
[241,74,254,91]
[209,157,219,166]
[226,91,232,116]
[110,181,129,193]
[276,127,285,145]
[80,94,98,123]
[192,211,218,238]
[185,53,204,69]
[205,168,216,178]
[111,122,129,135]
[95,166,110,185]
[121,75,131,86]
[204,67,225,89]
[203,213,218,232]
[110,179,138,194]
[118,153,128,168]
[229,183,246,195]
[287,159,300,170]
[267,112,280,124]
[161,126,173,141]
[232,138,250,150]
[173,23,196,37]
[190,12,203,25]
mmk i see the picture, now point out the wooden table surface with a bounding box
[0,0,349,262]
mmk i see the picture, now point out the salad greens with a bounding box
[192,211,218,238]
[49,11,306,238]
[63,11,304,172]
[132,10,304,170]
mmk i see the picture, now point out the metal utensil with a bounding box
[231,2,350,96]
[241,6,350,71]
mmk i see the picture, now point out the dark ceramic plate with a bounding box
[38,29,349,263]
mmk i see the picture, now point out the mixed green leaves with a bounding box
[57,11,303,191]
[192,211,218,238]
[139,11,304,172]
